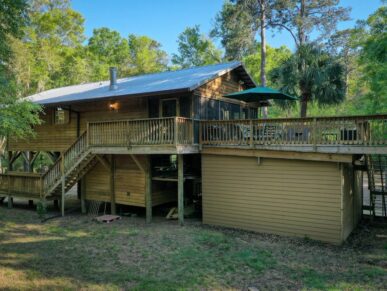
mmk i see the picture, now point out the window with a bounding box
[220,101,231,120]
[161,99,177,117]
[250,108,258,119]
[54,108,69,125]
[241,107,249,119]
[230,103,240,120]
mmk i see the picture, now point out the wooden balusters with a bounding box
[200,115,387,148]
[0,172,41,198]
[87,117,194,147]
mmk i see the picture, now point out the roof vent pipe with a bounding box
[109,67,118,90]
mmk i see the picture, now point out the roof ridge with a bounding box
[118,61,241,81]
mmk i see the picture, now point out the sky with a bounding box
[72,0,382,55]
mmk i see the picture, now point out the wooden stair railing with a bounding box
[41,131,96,198]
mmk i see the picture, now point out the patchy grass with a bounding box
[0,206,386,290]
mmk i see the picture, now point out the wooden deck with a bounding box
[88,117,198,154]
[200,114,386,154]
[1,114,386,204]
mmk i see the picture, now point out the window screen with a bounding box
[207,99,219,120]
[148,97,159,118]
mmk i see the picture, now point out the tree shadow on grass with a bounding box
[0,208,386,290]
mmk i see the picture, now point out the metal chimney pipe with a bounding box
[109,67,118,90]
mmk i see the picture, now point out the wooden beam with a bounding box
[22,151,31,171]
[201,147,353,163]
[96,155,111,171]
[47,152,59,163]
[178,154,184,225]
[145,156,152,223]
[30,151,40,168]
[110,155,116,215]
[90,145,200,155]
[130,154,145,173]
[8,151,21,171]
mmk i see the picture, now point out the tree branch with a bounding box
[269,22,299,47]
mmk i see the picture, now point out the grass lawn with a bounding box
[0,205,386,290]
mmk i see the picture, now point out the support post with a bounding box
[178,154,184,225]
[110,155,116,215]
[174,117,178,145]
[249,120,253,148]
[312,118,317,150]
[7,174,12,208]
[145,156,152,223]
[60,153,65,216]
[80,178,86,214]
[7,197,13,208]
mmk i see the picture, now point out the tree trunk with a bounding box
[298,0,306,46]
[260,0,268,118]
[300,93,309,118]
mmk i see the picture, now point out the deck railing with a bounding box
[200,114,387,148]
[0,172,42,198]
[88,117,194,147]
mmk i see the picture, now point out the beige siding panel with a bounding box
[341,164,361,241]
[202,155,343,244]
[353,170,363,226]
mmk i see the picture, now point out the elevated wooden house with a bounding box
[1,62,386,244]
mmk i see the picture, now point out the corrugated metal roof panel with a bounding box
[28,61,251,105]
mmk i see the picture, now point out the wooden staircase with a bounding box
[365,155,387,217]
[41,131,96,201]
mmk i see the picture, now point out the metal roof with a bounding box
[28,61,256,105]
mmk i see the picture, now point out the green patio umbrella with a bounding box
[224,86,298,102]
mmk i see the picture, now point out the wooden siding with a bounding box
[85,154,175,207]
[8,109,78,152]
[84,163,111,202]
[202,155,344,244]
[78,98,148,132]
[195,71,245,98]
[9,97,148,152]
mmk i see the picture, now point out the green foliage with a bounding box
[0,0,28,61]
[172,25,222,68]
[271,43,346,117]
[128,34,168,75]
[87,27,131,79]
[0,78,41,139]
[8,0,86,95]
[36,200,47,219]
[356,6,387,113]
[211,1,257,60]
[0,0,41,140]
[244,44,292,86]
